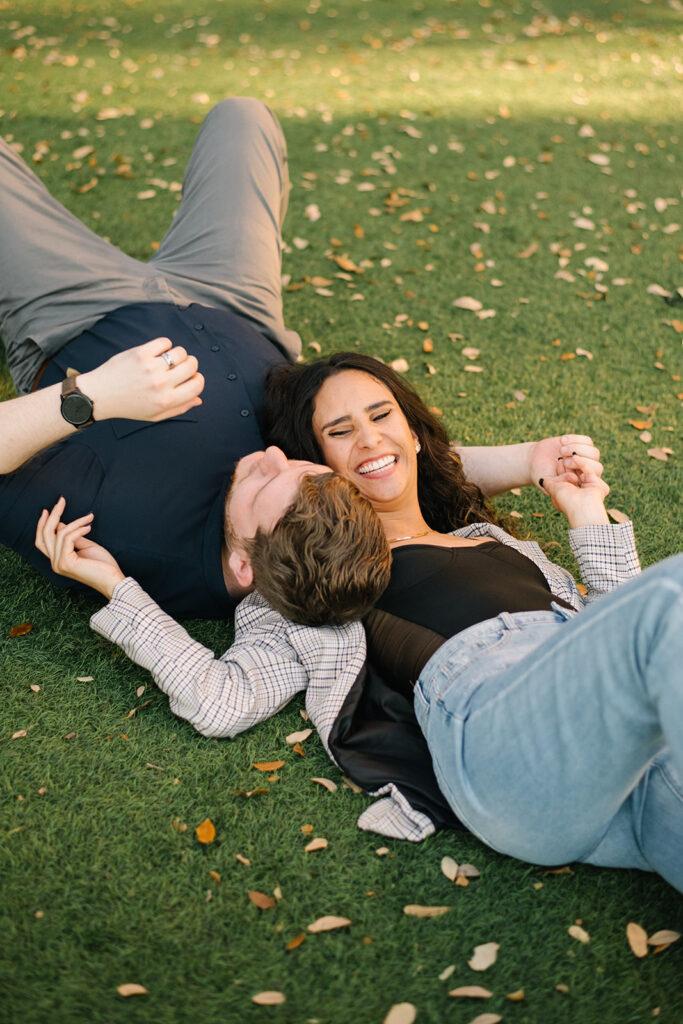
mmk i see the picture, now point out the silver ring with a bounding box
[161,351,175,369]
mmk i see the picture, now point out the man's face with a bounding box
[225,446,329,546]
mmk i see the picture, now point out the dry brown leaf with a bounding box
[383,1003,417,1024]
[647,930,680,945]
[576,348,593,360]
[516,242,538,259]
[461,347,480,359]
[248,890,275,910]
[292,742,305,757]
[286,932,306,951]
[252,991,286,1005]
[30,685,40,693]
[629,419,653,430]
[235,788,268,797]
[311,777,338,793]
[305,837,328,853]
[464,365,483,373]
[640,431,652,443]
[449,986,492,998]
[453,296,483,311]
[627,922,649,957]
[468,942,499,971]
[559,353,575,361]
[441,856,459,881]
[333,253,363,273]
[607,509,630,524]
[376,847,390,856]
[389,358,410,373]
[307,915,351,933]
[569,924,590,944]
[403,904,451,918]
[459,864,480,878]
[76,675,93,682]
[235,853,250,866]
[195,819,216,845]
[467,1015,502,1024]
[9,623,33,637]
[647,448,673,461]
[556,983,569,993]
[342,775,363,793]
[286,728,312,744]
[253,760,285,771]
[11,730,27,740]
[646,284,672,297]
[209,871,221,884]
[117,984,148,997]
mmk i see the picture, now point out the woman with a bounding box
[265,352,683,892]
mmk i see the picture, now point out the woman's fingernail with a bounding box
[539,478,544,488]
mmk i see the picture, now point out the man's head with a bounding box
[224,447,391,626]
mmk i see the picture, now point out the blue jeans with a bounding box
[414,554,683,892]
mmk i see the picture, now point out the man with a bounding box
[1,97,602,618]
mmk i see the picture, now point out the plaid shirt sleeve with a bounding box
[90,579,312,738]
[568,521,641,602]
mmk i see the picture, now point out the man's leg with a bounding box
[415,555,683,890]
[151,97,301,360]
[0,138,189,395]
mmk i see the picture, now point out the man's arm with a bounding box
[0,337,204,475]
[455,434,603,497]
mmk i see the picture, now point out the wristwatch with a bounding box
[60,375,95,429]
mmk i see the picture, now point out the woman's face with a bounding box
[312,370,419,512]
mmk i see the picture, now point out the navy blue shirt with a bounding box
[0,302,287,618]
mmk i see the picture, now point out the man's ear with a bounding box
[228,548,254,590]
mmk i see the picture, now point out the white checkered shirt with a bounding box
[91,520,640,841]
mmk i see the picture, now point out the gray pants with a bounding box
[0,97,301,395]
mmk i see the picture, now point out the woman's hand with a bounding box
[79,336,205,423]
[529,434,603,490]
[35,497,125,599]
[541,456,610,528]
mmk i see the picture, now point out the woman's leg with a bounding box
[0,139,180,395]
[151,97,301,360]
[414,554,683,891]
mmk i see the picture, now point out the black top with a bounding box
[328,540,572,833]
[0,302,287,618]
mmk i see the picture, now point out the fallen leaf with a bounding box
[235,854,250,866]
[235,788,268,797]
[459,864,480,878]
[286,933,306,950]
[468,942,499,971]
[376,847,390,856]
[464,365,484,373]
[627,922,649,958]
[647,448,673,461]
[195,819,216,845]
[311,777,338,792]
[576,348,593,360]
[556,983,570,993]
[640,431,652,443]
[332,253,363,273]
[9,623,33,637]
[342,775,363,793]
[629,420,653,430]
[30,685,40,693]
[403,905,451,918]
[305,203,321,221]
[209,871,221,884]
[253,761,285,771]
[507,989,525,1001]
[453,296,483,311]
[305,837,328,852]
[292,742,305,757]
[516,242,538,259]
[569,924,590,944]
[449,986,492,998]
[307,915,351,933]
[646,284,672,298]
[607,509,630,524]
[248,891,275,910]
[461,347,480,359]
[439,965,456,981]
[573,217,595,230]
[467,1015,502,1024]
[441,856,459,881]
[117,984,148,997]
[76,675,94,682]
[648,930,680,945]
[383,1003,417,1024]
[252,991,286,1005]
[11,730,27,740]
[389,358,410,373]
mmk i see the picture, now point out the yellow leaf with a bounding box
[507,989,525,1001]
[629,419,653,430]
[209,871,221,884]
[627,922,649,958]
[195,818,216,844]
[252,991,286,1005]
[9,622,33,637]
[117,984,148,997]
[403,905,451,918]
[286,932,306,950]
[253,760,285,771]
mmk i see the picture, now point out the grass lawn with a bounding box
[1,1,681,1021]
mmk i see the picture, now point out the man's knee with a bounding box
[205,96,281,139]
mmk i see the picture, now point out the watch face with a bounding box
[62,392,93,426]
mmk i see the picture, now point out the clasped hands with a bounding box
[529,434,609,527]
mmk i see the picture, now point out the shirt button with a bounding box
[211,345,220,352]
[227,373,237,381]
[240,409,250,418]
[193,322,204,331]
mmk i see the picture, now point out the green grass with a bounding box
[1,1,682,1021]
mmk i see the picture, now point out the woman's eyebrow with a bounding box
[321,400,391,431]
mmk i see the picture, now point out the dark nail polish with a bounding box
[539,478,544,488]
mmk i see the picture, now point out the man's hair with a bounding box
[240,472,391,627]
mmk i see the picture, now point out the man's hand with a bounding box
[531,434,602,491]
[541,455,610,528]
[35,497,125,599]
[80,336,204,422]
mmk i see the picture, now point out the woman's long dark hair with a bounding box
[264,352,505,533]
